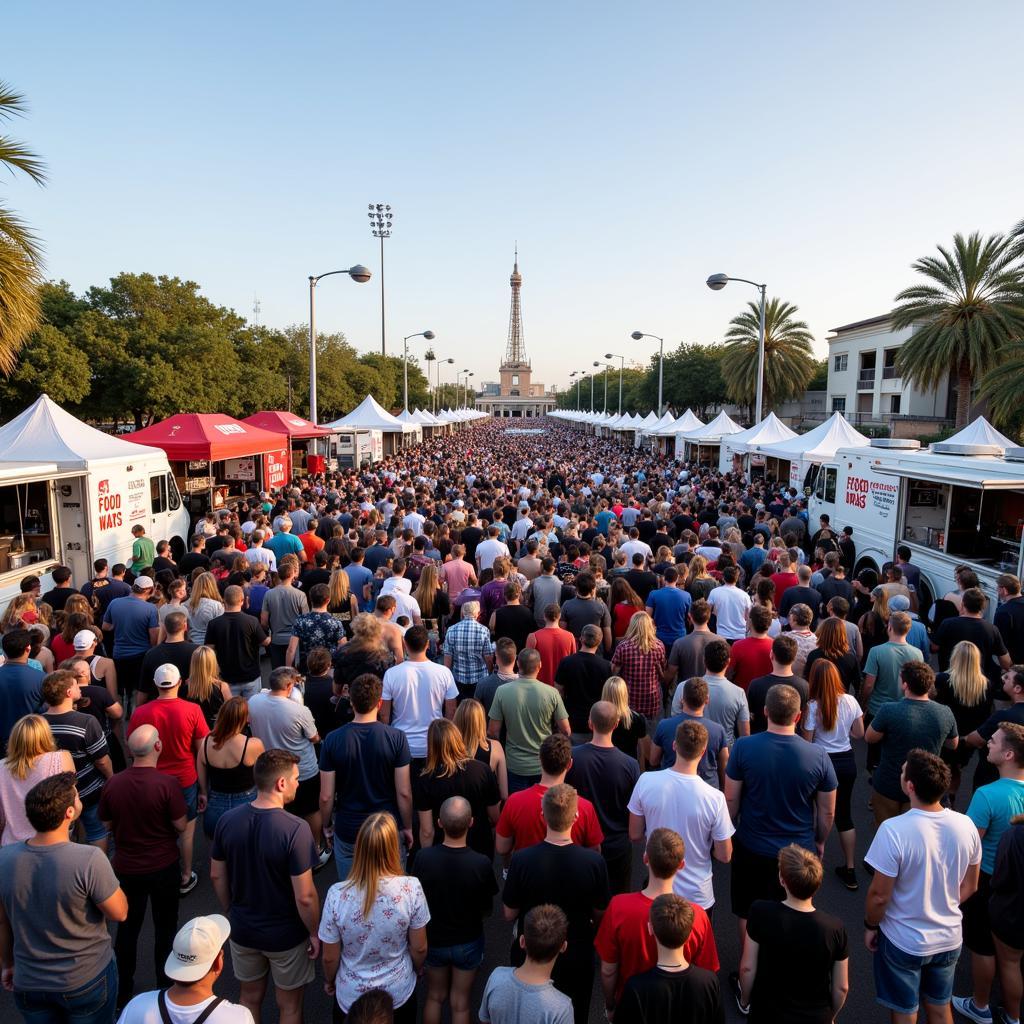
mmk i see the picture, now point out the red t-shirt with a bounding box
[527,627,577,685]
[496,783,604,850]
[128,697,209,786]
[770,571,799,610]
[727,636,774,690]
[613,603,643,639]
[301,532,325,564]
[594,890,720,1002]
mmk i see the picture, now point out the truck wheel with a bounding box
[853,556,880,580]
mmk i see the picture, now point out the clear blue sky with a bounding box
[4,2,1023,398]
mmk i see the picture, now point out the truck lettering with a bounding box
[97,491,122,531]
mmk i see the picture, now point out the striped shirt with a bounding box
[45,710,108,804]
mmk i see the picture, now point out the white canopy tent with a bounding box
[681,410,744,464]
[931,417,1015,454]
[322,395,416,456]
[756,412,871,490]
[719,412,798,474]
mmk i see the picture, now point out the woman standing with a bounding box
[802,660,864,890]
[415,719,500,857]
[187,572,224,644]
[414,564,452,644]
[608,578,644,644]
[857,586,890,665]
[157,576,190,642]
[611,612,666,734]
[603,675,649,770]
[804,617,862,696]
[454,698,508,802]
[319,813,429,1024]
[0,716,74,845]
[332,613,395,697]
[934,640,992,802]
[327,568,360,635]
[196,697,264,840]
[685,555,717,602]
[185,647,232,730]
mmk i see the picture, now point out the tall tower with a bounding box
[500,247,532,397]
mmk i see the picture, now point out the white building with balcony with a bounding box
[826,314,953,430]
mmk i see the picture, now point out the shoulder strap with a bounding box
[193,997,225,1024]
[238,734,250,765]
[157,990,174,1024]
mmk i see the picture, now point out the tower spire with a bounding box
[504,247,527,366]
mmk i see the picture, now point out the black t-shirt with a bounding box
[304,675,337,740]
[298,568,332,592]
[413,760,500,857]
[748,673,809,733]
[817,575,853,611]
[746,900,848,1024]
[555,652,614,733]
[177,552,211,577]
[779,585,823,623]
[42,587,79,613]
[990,822,1024,945]
[803,649,861,695]
[332,645,393,690]
[565,743,640,855]
[493,605,538,653]
[936,617,1008,696]
[995,597,1024,665]
[625,570,658,603]
[616,965,724,1024]
[503,841,610,960]
[612,712,647,761]
[460,526,484,563]
[412,843,498,947]
[76,684,117,736]
[152,556,178,576]
[204,611,267,684]
[139,641,200,699]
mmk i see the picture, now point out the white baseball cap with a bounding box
[72,630,97,651]
[164,914,231,983]
[132,576,154,591]
[154,663,181,688]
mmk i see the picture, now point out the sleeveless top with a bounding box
[0,751,66,845]
[186,688,226,731]
[204,735,255,794]
[474,743,491,767]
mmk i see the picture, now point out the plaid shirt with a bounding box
[442,619,494,685]
[611,637,666,718]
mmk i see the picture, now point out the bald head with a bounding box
[439,796,472,839]
[128,724,160,760]
[589,700,619,735]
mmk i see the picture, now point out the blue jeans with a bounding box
[78,802,108,843]
[202,788,256,840]
[15,956,118,1024]
[873,930,961,1014]
[507,771,541,795]
[425,934,485,970]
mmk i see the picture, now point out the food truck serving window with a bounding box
[0,481,55,575]
[946,487,1024,569]
[815,466,837,503]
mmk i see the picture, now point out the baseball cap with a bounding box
[132,576,154,592]
[164,914,231,983]
[453,499,464,508]
[72,630,97,651]
[154,663,181,688]
[888,594,911,612]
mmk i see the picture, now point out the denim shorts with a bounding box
[79,801,108,842]
[203,788,256,840]
[873,930,961,1014]
[181,782,199,822]
[425,934,485,971]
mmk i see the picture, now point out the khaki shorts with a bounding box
[229,938,314,990]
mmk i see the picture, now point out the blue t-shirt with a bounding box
[726,731,838,857]
[967,776,1024,874]
[102,595,159,657]
[645,586,691,645]
[344,563,375,612]
[0,663,45,745]
[265,532,304,562]
[740,546,768,578]
[654,711,726,786]
[595,510,616,536]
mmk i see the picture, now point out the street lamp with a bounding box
[707,272,767,422]
[590,362,599,413]
[308,265,372,425]
[402,330,435,413]
[631,331,664,416]
[569,370,586,410]
[593,360,607,414]
[368,203,393,356]
[459,371,474,407]
[605,353,625,416]
[434,357,455,413]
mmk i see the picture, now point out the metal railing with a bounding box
[857,369,876,386]
[882,366,900,380]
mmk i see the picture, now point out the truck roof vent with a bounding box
[1003,447,1024,463]
[930,441,1003,456]
[869,438,921,450]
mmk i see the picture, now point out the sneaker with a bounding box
[314,845,333,872]
[178,871,198,896]
[953,996,993,1023]
[729,972,749,1016]
[835,865,859,891]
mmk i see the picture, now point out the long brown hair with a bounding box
[211,697,249,748]
[454,698,488,756]
[4,715,56,780]
[610,577,643,610]
[814,617,849,661]
[344,812,403,918]
[188,646,222,704]
[422,718,468,779]
[809,659,843,733]
[413,563,442,618]
[328,568,351,610]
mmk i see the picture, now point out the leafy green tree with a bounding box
[807,357,828,391]
[721,298,815,417]
[0,324,90,408]
[0,82,46,374]
[643,343,728,418]
[894,231,1024,429]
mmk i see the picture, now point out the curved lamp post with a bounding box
[631,331,665,416]
[707,272,767,422]
[435,357,455,413]
[569,369,586,410]
[605,353,625,416]
[402,330,435,413]
[308,265,372,424]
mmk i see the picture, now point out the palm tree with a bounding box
[720,297,815,417]
[0,82,46,374]
[892,231,1024,429]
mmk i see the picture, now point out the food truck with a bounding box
[0,396,190,609]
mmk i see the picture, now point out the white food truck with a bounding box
[0,396,191,610]
[809,427,1024,616]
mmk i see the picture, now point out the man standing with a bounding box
[476,524,511,575]
[138,611,198,702]
[99,724,187,1007]
[645,567,692,650]
[261,558,309,669]
[671,639,749,747]
[440,544,478,602]
[936,587,1012,698]
[746,634,808,734]
[265,517,304,563]
[649,677,729,788]
[526,604,577,687]
[286,583,346,671]
[102,574,159,702]
[0,630,44,752]
[995,573,1024,666]
[779,564,823,628]
[707,565,751,643]
[862,611,924,742]
[560,572,613,652]
[554,625,613,738]
[475,638,519,718]
[40,565,78,614]
[442,602,494,699]
[129,524,156,577]
[245,529,278,573]
[665,600,721,689]
[492,581,537,654]
[527,557,562,627]
[864,750,981,1024]
[210,750,320,1024]
[0,773,127,1021]
[725,685,837,950]
[248,667,329,867]
[726,604,774,691]
[205,585,270,699]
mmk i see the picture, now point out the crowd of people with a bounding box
[0,416,1022,1024]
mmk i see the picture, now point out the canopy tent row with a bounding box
[679,410,745,464]
[719,412,798,475]
[756,412,871,491]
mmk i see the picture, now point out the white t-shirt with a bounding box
[627,770,734,909]
[402,512,425,536]
[708,585,752,641]
[620,540,653,564]
[476,538,511,572]
[381,661,459,758]
[805,693,863,753]
[319,875,430,1013]
[865,807,981,955]
[117,992,254,1024]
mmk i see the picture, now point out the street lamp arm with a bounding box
[725,276,766,290]
[311,269,353,286]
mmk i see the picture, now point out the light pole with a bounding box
[402,330,435,413]
[590,362,599,413]
[569,370,586,410]
[368,203,393,356]
[605,353,625,415]
[631,331,664,416]
[435,357,454,412]
[707,272,767,422]
[594,361,607,414]
[308,265,372,424]
[459,371,474,407]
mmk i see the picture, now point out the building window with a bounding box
[890,394,902,414]
[831,396,846,413]
[511,374,519,386]
[833,353,848,372]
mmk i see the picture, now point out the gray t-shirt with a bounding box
[559,597,611,640]
[667,631,723,682]
[262,585,309,645]
[673,674,750,746]
[529,576,563,626]
[247,692,319,781]
[479,966,573,1024]
[0,841,118,991]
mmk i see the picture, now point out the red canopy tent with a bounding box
[241,411,332,477]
